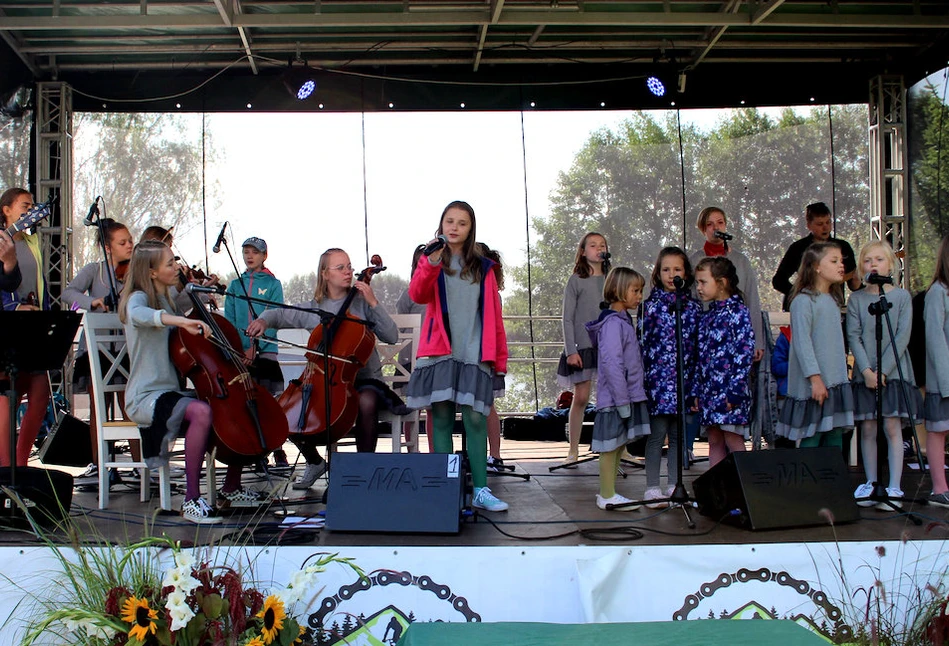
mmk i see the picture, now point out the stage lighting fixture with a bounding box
[282,63,317,101]
[646,76,666,97]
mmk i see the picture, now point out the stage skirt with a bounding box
[924,392,949,432]
[406,358,495,416]
[852,380,923,421]
[591,402,651,453]
[776,383,854,441]
[140,391,193,470]
[556,347,597,387]
[699,423,751,440]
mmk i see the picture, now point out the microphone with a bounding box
[714,230,734,241]
[83,197,101,226]
[599,251,611,260]
[864,271,894,286]
[211,221,228,254]
[672,276,685,290]
[423,234,448,257]
[185,283,227,295]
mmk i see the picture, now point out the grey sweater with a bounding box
[562,273,605,356]
[123,291,184,427]
[63,261,123,310]
[846,286,915,383]
[786,290,849,399]
[259,295,398,380]
[926,282,949,398]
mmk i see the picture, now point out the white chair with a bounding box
[376,313,422,453]
[83,312,172,511]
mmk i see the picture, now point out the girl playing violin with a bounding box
[0,187,51,467]
[406,201,510,513]
[119,240,263,524]
[246,248,400,490]
[64,218,135,479]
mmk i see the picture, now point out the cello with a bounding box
[279,255,385,445]
[169,287,290,465]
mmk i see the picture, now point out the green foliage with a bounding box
[0,117,30,190]
[503,106,870,412]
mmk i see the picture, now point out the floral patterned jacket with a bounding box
[695,295,755,426]
[639,288,702,415]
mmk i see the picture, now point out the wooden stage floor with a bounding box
[2,436,946,550]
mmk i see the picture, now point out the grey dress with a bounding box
[557,273,605,387]
[776,290,854,440]
[925,282,949,432]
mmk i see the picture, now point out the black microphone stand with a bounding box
[86,205,120,312]
[855,286,925,522]
[610,279,696,526]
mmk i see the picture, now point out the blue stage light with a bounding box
[296,79,316,101]
[646,76,665,97]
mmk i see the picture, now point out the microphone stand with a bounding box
[856,287,925,522]
[217,237,263,370]
[87,209,120,311]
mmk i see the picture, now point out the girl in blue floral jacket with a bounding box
[639,247,701,508]
[694,257,755,467]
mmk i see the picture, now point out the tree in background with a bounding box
[72,112,212,266]
[0,118,30,190]
[503,106,869,413]
[909,80,949,291]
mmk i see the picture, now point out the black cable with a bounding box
[828,104,837,238]
[519,108,540,413]
[676,109,688,249]
[937,70,948,231]
[477,513,580,541]
[579,526,644,541]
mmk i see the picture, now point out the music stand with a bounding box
[0,311,82,519]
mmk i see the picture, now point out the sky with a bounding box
[166,106,795,291]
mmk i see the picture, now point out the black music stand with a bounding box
[0,311,81,520]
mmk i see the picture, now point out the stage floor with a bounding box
[3,436,945,549]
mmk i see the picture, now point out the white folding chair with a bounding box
[83,312,172,511]
[376,313,422,453]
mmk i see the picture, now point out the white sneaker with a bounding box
[644,487,668,510]
[854,481,876,507]
[76,463,98,482]
[596,493,641,511]
[292,461,327,490]
[877,487,904,511]
[473,487,509,512]
[181,497,222,525]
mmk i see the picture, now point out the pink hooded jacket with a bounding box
[409,254,508,374]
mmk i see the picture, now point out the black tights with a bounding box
[289,390,382,463]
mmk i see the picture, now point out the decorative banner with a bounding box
[2,540,946,645]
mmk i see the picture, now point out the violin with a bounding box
[114,259,130,282]
[169,290,290,465]
[278,254,386,445]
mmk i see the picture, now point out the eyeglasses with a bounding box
[329,264,354,272]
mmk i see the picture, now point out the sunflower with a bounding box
[120,596,158,641]
[245,637,266,646]
[293,623,307,644]
[256,595,286,644]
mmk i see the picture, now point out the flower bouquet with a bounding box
[15,536,362,646]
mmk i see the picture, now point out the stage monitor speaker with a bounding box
[0,466,73,525]
[38,414,93,467]
[692,447,859,530]
[326,452,466,534]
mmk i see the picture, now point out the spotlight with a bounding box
[646,76,666,97]
[282,61,317,101]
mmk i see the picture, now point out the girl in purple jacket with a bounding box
[694,257,755,467]
[585,267,650,511]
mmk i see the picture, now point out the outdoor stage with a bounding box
[1,437,947,644]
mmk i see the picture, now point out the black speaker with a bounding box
[38,414,93,467]
[326,452,466,534]
[692,448,859,530]
[0,466,73,525]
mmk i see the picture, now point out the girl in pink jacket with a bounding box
[405,201,509,513]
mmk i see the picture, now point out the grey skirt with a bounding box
[406,358,495,416]
[852,380,922,421]
[556,348,598,387]
[924,392,949,432]
[776,383,854,441]
[592,402,651,453]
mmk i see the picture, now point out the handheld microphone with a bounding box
[185,283,227,295]
[714,230,734,241]
[864,271,894,286]
[211,221,228,254]
[672,276,685,290]
[423,234,448,257]
[83,197,101,226]
[599,251,611,260]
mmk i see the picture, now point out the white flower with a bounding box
[174,550,196,571]
[166,591,196,631]
[61,615,115,640]
[163,567,200,593]
[278,565,325,605]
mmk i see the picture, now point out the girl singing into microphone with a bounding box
[405,201,509,512]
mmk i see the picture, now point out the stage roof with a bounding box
[1,1,948,112]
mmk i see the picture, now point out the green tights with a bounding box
[430,401,489,489]
[798,427,844,448]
